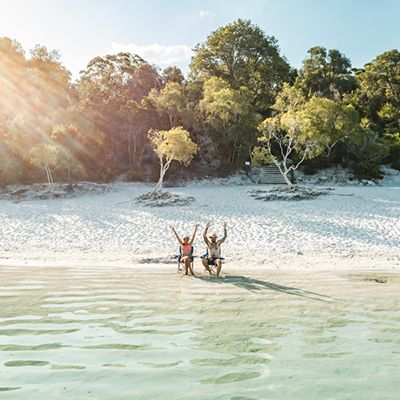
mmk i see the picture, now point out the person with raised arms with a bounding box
[201,221,227,277]
[170,224,198,275]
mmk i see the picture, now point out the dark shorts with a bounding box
[206,257,220,266]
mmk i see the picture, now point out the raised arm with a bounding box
[170,226,182,245]
[219,222,228,244]
[190,224,199,245]
[203,221,211,244]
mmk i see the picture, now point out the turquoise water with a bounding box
[0,266,399,399]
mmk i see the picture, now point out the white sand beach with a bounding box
[0,177,399,270]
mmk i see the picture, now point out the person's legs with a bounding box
[181,256,189,275]
[188,259,195,276]
[201,258,212,274]
[216,259,222,277]
[183,257,194,275]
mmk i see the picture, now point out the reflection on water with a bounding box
[0,266,399,399]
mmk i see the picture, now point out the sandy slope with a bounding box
[0,181,399,270]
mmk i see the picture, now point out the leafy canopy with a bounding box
[352,49,400,134]
[295,46,356,100]
[191,19,290,113]
[255,85,360,167]
[148,127,197,166]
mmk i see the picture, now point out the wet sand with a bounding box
[1,265,400,399]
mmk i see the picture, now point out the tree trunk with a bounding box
[283,171,293,189]
[152,156,171,195]
[44,164,54,192]
[273,159,293,189]
[48,166,54,192]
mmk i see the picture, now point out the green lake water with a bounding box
[0,266,399,399]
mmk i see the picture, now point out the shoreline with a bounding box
[1,252,399,272]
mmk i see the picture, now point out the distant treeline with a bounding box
[0,19,399,185]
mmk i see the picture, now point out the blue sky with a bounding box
[1,0,399,78]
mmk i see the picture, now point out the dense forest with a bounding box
[1,19,399,186]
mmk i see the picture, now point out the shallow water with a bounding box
[0,266,399,399]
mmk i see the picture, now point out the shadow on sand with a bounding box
[196,274,336,302]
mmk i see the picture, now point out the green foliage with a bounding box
[162,66,184,84]
[148,127,197,193]
[273,83,306,113]
[191,19,290,113]
[351,50,400,134]
[347,131,389,178]
[382,133,400,169]
[295,46,356,100]
[147,82,189,129]
[300,98,360,154]
[51,124,85,182]
[251,146,275,167]
[29,144,58,168]
[28,144,59,189]
[201,77,261,164]
[1,26,399,186]
[256,87,362,186]
[148,127,197,166]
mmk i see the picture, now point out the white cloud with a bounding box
[110,42,193,66]
[198,9,215,20]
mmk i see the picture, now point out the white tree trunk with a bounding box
[43,164,54,192]
[152,156,172,195]
[48,166,54,192]
[273,159,293,189]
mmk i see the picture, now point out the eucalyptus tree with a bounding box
[191,19,290,114]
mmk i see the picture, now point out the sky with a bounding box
[0,0,399,79]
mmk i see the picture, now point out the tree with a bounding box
[255,114,324,188]
[191,19,290,113]
[119,100,156,169]
[254,87,360,188]
[0,38,28,118]
[28,144,59,191]
[28,45,72,110]
[300,98,359,156]
[351,50,400,135]
[347,129,389,178]
[78,52,161,171]
[162,66,184,85]
[200,77,261,165]
[148,127,197,194]
[295,46,357,100]
[147,82,188,129]
[51,124,85,184]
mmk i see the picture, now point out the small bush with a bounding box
[382,133,400,165]
[352,160,383,180]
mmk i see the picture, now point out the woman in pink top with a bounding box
[170,224,199,275]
